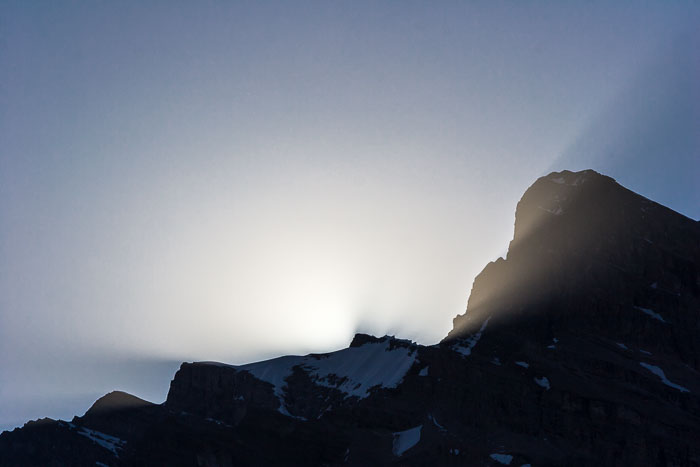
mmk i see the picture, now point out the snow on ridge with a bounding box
[634,306,667,323]
[237,354,305,416]
[303,340,417,398]
[490,453,514,464]
[68,423,125,456]
[392,425,422,456]
[453,317,491,357]
[639,362,690,393]
[237,339,418,414]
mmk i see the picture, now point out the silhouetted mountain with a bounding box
[2,170,698,466]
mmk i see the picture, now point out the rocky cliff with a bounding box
[2,169,699,466]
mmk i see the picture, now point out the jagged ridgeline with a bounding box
[1,170,698,466]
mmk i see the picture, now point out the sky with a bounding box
[1,1,698,432]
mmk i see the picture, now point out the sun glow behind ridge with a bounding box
[1,0,698,432]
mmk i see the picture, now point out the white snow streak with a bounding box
[72,424,125,456]
[490,453,514,464]
[392,425,422,456]
[639,362,689,393]
[634,306,667,323]
[453,317,491,357]
[428,413,446,431]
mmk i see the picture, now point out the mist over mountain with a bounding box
[2,169,698,466]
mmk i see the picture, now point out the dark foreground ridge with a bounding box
[2,170,699,466]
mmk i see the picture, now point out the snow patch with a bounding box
[392,425,422,456]
[639,362,689,393]
[428,413,446,431]
[616,343,628,350]
[453,317,491,357]
[634,306,667,323]
[419,366,429,377]
[71,424,125,456]
[534,376,551,390]
[640,349,652,355]
[238,354,305,416]
[515,361,529,369]
[304,341,417,398]
[238,339,418,413]
[490,453,514,464]
[491,357,502,366]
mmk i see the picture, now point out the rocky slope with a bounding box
[1,169,699,466]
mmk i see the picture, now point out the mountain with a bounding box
[1,169,698,466]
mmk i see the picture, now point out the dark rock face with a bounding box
[447,169,700,357]
[2,169,699,466]
[84,391,154,418]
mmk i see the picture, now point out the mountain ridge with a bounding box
[2,169,699,466]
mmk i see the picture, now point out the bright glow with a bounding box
[1,1,698,432]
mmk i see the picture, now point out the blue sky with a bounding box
[1,1,698,431]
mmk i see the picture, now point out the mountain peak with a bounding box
[83,391,154,418]
[446,168,699,343]
[542,168,605,186]
[3,169,699,466]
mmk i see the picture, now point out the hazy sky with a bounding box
[1,1,698,431]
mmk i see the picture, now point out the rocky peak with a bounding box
[349,333,388,347]
[83,391,154,418]
[446,170,700,368]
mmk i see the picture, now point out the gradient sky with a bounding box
[1,1,698,431]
